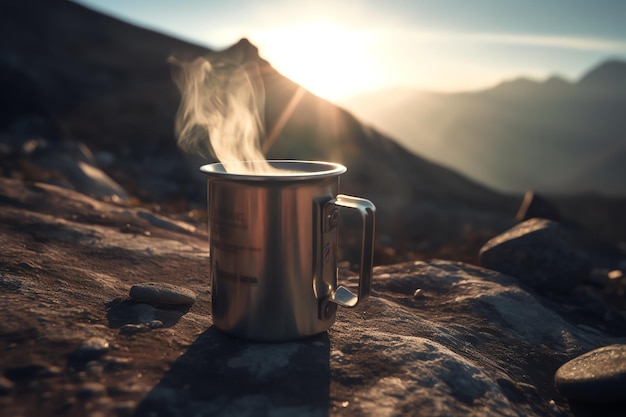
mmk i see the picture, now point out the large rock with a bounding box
[2,177,626,416]
[3,136,129,203]
[555,344,626,403]
[479,218,590,292]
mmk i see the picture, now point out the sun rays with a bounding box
[250,22,385,102]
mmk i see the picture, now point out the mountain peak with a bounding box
[545,75,571,87]
[223,38,260,62]
[488,77,540,95]
[578,59,626,88]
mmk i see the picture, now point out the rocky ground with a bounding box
[2,2,626,415]
[2,176,626,417]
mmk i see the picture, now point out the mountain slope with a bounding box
[342,60,626,196]
[0,0,515,251]
[0,0,207,147]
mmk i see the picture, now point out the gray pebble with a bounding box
[129,282,196,306]
[103,357,133,372]
[120,324,149,335]
[555,344,626,403]
[85,362,105,376]
[147,320,163,329]
[74,337,110,361]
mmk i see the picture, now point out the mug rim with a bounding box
[200,160,347,181]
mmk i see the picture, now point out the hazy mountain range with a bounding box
[0,0,519,252]
[341,60,626,196]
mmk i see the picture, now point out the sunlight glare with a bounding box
[250,22,386,102]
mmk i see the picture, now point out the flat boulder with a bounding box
[479,218,589,292]
[555,344,626,403]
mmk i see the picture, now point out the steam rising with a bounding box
[169,55,277,174]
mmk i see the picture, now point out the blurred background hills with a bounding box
[341,59,626,196]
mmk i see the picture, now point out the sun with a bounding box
[250,22,386,102]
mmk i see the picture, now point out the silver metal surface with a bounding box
[201,160,375,341]
[328,195,376,307]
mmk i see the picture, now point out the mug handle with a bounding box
[327,194,376,308]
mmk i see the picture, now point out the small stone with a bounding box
[73,337,110,361]
[120,324,149,335]
[0,376,14,395]
[104,357,133,372]
[555,344,626,403]
[129,282,196,306]
[43,366,63,377]
[147,320,163,329]
[413,288,423,298]
[85,362,104,376]
[77,382,106,400]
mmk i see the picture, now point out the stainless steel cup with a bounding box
[200,160,375,341]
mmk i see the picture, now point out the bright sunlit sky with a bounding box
[74,0,626,102]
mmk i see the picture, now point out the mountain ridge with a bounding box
[341,58,626,196]
[578,59,626,89]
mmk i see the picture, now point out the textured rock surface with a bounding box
[2,177,626,416]
[555,344,626,403]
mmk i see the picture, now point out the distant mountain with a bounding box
[578,60,626,89]
[0,0,516,252]
[341,59,626,196]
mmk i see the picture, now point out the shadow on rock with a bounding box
[569,401,626,417]
[135,327,331,417]
[106,299,190,330]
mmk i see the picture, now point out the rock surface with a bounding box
[130,282,197,306]
[555,344,626,403]
[2,177,626,416]
[479,218,590,292]
[70,337,110,363]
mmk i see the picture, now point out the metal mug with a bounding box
[200,160,375,341]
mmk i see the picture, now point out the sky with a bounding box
[74,0,626,102]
